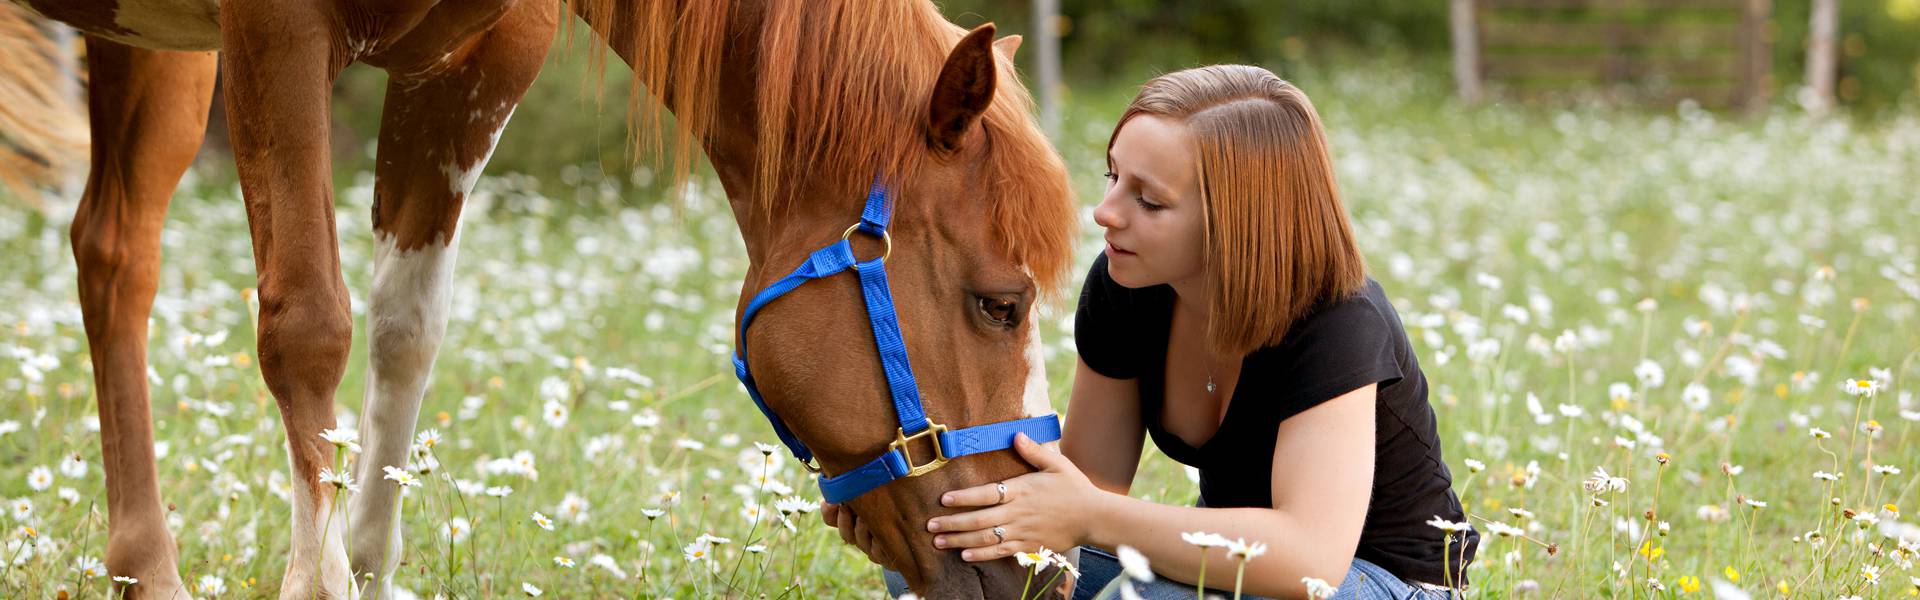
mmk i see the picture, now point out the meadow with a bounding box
[4,58,1920,598]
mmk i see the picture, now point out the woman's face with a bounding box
[1094,114,1206,289]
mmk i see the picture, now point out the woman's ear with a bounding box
[926,24,998,153]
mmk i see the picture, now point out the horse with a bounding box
[0,0,1077,597]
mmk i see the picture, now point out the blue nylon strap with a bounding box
[817,414,1062,504]
[937,415,1064,459]
[859,177,892,234]
[819,451,912,504]
[855,260,928,434]
[733,240,862,465]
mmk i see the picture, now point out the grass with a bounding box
[3,56,1919,598]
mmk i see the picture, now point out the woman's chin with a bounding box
[1105,255,1152,288]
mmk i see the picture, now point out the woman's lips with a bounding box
[1106,241,1135,256]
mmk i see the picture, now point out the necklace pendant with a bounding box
[1206,378,1216,394]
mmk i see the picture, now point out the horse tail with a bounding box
[0,3,88,211]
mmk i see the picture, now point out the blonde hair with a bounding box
[1111,65,1366,356]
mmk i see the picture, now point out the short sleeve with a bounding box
[1257,289,1406,422]
[1074,253,1147,379]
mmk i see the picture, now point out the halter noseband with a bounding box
[731,178,1062,504]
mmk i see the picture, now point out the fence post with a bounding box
[1032,0,1062,138]
[1737,0,1771,114]
[1804,0,1838,116]
[1450,0,1483,104]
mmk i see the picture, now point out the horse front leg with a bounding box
[345,2,555,596]
[217,0,356,596]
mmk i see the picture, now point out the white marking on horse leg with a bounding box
[283,452,352,600]
[441,105,515,198]
[1020,311,1053,419]
[348,228,462,594]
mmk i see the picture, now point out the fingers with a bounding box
[960,539,1034,562]
[940,480,1006,508]
[933,527,1003,551]
[833,505,859,548]
[1013,432,1068,471]
[821,502,840,528]
[927,505,1012,533]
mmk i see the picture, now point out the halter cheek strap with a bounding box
[732,178,1062,504]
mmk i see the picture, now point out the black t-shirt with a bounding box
[1074,253,1479,587]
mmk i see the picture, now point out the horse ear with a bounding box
[995,34,1022,59]
[927,24,998,153]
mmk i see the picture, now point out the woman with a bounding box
[827,64,1476,599]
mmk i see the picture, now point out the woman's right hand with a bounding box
[822,502,893,568]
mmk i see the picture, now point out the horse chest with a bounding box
[15,0,221,51]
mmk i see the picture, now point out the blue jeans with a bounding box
[884,546,1455,600]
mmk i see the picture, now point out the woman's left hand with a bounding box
[926,433,1101,562]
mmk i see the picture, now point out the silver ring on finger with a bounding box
[995,482,1009,505]
[991,526,1006,544]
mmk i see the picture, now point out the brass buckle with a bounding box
[800,457,824,475]
[841,223,892,270]
[889,420,950,478]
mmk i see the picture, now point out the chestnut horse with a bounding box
[1,0,1075,597]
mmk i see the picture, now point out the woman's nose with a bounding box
[1092,191,1123,230]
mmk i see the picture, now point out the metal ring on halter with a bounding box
[991,526,1006,544]
[995,482,1009,505]
[841,223,892,269]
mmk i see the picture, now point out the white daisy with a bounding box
[59,454,87,479]
[1302,576,1339,599]
[381,466,419,490]
[442,517,472,543]
[1682,383,1711,412]
[73,555,105,578]
[196,575,226,595]
[1225,538,1269,560]
[541,399,569,429]
[1116,545,1153,581]
[26,466,52,491]
[1426,517,1472,534]
[318,428,361,454]
[556,492,590,524]
[1181,531,1230,548]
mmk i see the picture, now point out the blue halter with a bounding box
[732,179,1062,504]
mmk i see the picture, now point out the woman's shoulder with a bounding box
[1241,277,1408,379]
[1281,277,1400,345]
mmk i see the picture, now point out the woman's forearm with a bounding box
[1083,491,1353,599]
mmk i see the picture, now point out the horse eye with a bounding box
[976,296,1019,326]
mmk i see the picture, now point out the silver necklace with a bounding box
[1206,366,1217,394]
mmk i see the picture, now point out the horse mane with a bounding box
[566,0,1076,296]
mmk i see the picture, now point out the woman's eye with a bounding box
[1102,170,1117,181]
[1134,197,1162,211]
[977,296,1018,326]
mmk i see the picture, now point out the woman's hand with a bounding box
[926,433,1102,562]
[822,501,893,568]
